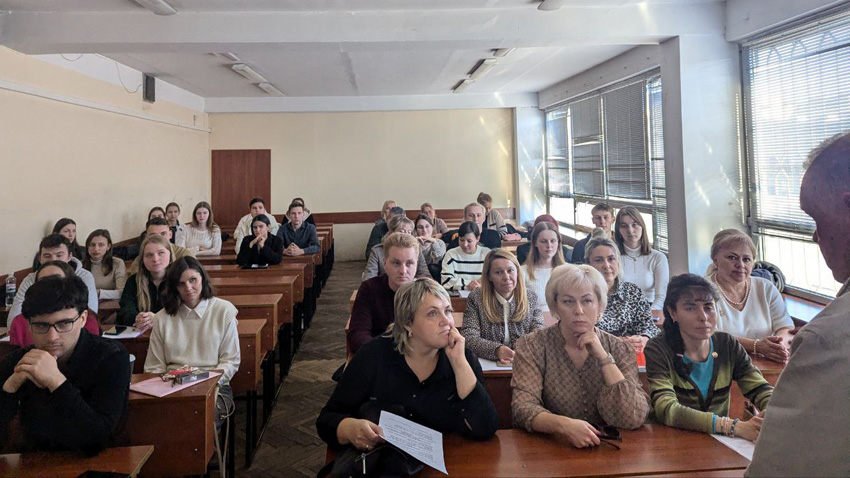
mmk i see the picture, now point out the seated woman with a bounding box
[117,235,172,330]
[462,249,544,364]
[707,229,793,364]
[615,207,669,315]
[441,221,491,291]
[516,214,572,265]
[415,214,447,265]
[236,214,284,266]
[420,202,449,236]
[521,221,567,312]
[34,218,86,268]
[585,229,659,353]
[83,229,127,300]
[363,215,429,280]
[165,202,182,243]
[145,257,240,417]
[176,201,222,256]
[318,278,498,452]
[645,274,772,442]
[512,264,650,448]
[9,261,101,346]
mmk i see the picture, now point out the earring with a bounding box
[407,330,412,338]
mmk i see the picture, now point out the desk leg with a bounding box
[227,415,236,478]
[279,324,293,381]
[294,308,304,348]
[245,390,257,468]
[262,352,274,422]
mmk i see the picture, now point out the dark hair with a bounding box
[148,206,166,220]
[591,203,613,214]
[662,274,720,377]
[39,234,71,253]
[146,216,169,229]
[389,206,405,216]
[458,221,480,238]
[165,202,180,213]
[414,213,432,226]
[251,214,271,227]
[52,218,80,248]
[22,275,89,320]
[477,192,493,205]
[292,197,305,206]
[161,257,215,315]
[287,202,304,213]
[36,260,77,280]
[249,197,266,208]
[82,229,115,275]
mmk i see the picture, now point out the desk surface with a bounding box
[0,446,154,478]
[418,426,750,477]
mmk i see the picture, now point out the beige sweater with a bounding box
[89,257,128,300]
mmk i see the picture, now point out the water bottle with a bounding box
[5,275,15,307]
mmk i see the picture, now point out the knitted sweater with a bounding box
[440,246,491,291]
[621,246,669,311]
[645,332,773,434]
[521,264,552,312]
[88,257,128,300]
[175,224,222,256]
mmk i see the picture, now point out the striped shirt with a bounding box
[440,246,490,291]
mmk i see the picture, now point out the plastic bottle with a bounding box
[5,275,15,308]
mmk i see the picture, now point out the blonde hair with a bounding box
[545,263,609,318]
[387,215,414,234]
[480,249,529,324]
[391,278,451,355]
[585,227,623,288]
[136,234,173,312]
[527,222,565,281]
[381,232,420,257]
[464,202,484,216]
[381,200,396,220]
[706,228,757,277]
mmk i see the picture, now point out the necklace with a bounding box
[714,277,750,308]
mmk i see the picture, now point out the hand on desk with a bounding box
[466,280,481,291]
[502,233,523,241]
[735,415,763,442]
[756,336,789,364]
[338,418,385,451]
[496,345,515,365]
[134,312,155,332]
[283,244,304,256]
[3,349,67,393]
[558,417,602,448]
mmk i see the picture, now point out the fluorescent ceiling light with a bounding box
[537,0,566,11]
[212,53,240,62]
[231,63,268,83]
[258,83,285,97]
[493,48,515,58]
[131,0,177,15]
[469,58,498,80]
[453,79,475,94]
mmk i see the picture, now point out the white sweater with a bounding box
[714,276,794,340]
[521,264,552,312]
[145,297,241,385]
[621,246,669,311]
[440,246,490,291]
[176,224,222,256]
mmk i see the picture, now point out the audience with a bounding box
[571,203,614,264]
[521,221,567,312]
[277,202,320,257]
[0,276,130,454]
[281,197,316,226]
[415,213,447,280]
[615,206,669,314]
[8,234,98,327]
[363,215,430,280]
[117,234,172,330]
[165,202,182,243]
[347,233,418,355]
[52,218,86,261]
[83,229,127,300]
[477,192,522,241]
[646,274,771,442]
[148,206,165,221]
[444,203,501,250]
[127,217,195,275]
[511,264,650,447]
[462,249,544,364]
[441,221,491,291]
[318,278,498,452]
[706,229,793,364]
[237,214,284,266]
[516,214,572,264]
[234,197,279,253]
[420,202,449,236]
[585,229,659,353]
[175,201,222,256]
[365,203,403,259]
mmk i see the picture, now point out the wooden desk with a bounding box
[782,293,826,325]
[124,374,217,477]
[418,426,750,477]
[98,300,120,324]
[205,263,306,303]
[0,446,154,478]
[349,290,467,313]
[211,276,295,323]
[220,293,282,355]
[501,239,528,248]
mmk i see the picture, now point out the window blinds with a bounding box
[648,76,668,252]
[570,95,605,197]
[545,109,570,197]
[603,80,650,200]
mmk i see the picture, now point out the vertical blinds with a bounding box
[745,10,850,234]
[545,109,570,198]
[603,80,650,200]
[571,96,605,197]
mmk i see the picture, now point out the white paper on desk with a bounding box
[379,411,448,475]
[101,326,144,340]
[0,335,9,342]
[458,290,470,298]
[712,434,755,461]
[478,357,512,371]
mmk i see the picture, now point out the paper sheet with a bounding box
[458,290,470,298]
[130,372,221,398]
[379,411,447,475]
[478,357,512,371]
[712,434,755,460]
[101,326,144,340]
[0,336,9,342]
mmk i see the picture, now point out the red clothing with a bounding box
[346,275,396,355]
[8,313,101,347]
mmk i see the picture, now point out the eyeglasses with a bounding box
[30,313,82,334]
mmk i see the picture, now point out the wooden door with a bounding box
[211,150,271,228]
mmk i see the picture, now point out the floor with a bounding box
[233,261,363,478]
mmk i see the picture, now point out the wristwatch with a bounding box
[600,353,616,366]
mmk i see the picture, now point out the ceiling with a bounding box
[0,0,725,101]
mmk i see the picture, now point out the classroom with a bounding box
[0,1,848,477]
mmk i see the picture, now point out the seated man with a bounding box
[234,197,280,253]
[7,234,98,327]
[570,202,614,264]
[443,203,501,250]
[0,276,130,454]
[127,217,195,274]
[277,202,320,256]
[477,192,523,241]
[364,204,404,259]
[280,197,316,226]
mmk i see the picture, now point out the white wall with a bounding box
[726,0,849,41]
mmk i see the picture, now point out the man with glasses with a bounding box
[0,276,130,454]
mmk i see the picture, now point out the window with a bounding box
[544,71,667,251]
[743,9,850,299]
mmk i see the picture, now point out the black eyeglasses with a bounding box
[30,313,82,334]
[592,424,622,450]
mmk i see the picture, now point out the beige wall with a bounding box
[0,47,210,273]
[209,109,515,260]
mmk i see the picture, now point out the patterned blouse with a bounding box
[597,280,660,338]
[460,287,545,361]
[511,325,650,431]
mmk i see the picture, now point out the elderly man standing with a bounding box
[747,133,850,477]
